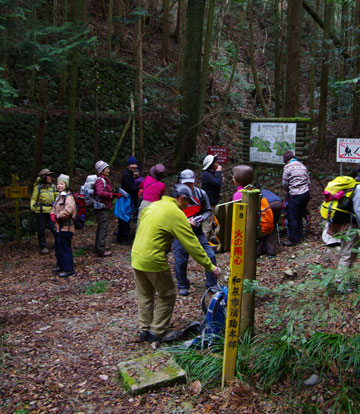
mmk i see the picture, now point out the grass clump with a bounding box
[73,244,92,257]
[85,280,108,295]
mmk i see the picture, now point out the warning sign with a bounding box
[337,138,360,163]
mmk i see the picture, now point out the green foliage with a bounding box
[85,280,108,295]
[243,264,360,342]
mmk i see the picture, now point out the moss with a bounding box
[119,370,138,391]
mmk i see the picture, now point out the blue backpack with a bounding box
[182,285,228,349]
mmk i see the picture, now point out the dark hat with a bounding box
[127,156,138,165]
[173,184,197,204]
[283,150,295,163]
[39,168,54,178]
[150,164,165,180]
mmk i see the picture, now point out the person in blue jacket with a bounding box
[201,154,223,240]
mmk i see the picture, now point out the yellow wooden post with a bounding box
[221,202,247,389]
[240,189,260,338]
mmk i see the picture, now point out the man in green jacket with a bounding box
[131,184,222,343]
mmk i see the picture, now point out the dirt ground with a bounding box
[0,195,357,413]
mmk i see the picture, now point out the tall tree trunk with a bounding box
[215,3,247,140]
[309,0,320,137]
[285,0,303,117]
[107,0,114,57]
[31,79,48,184]
[352,0,360,134]
[114,0,124,52]
[280,0,286,115]
[249,0,269,117]
[317,0,332,152]
[161,0,170,63]
[59,0,68,107]
[274,0,281,117]
[340,1,349,79]
[198,0,215,135]
[65,0,82,176]
[136,0,144,164]
[93,57,100,163]
[178,0,187,82]
[174,0,181,41]
[176,0,205,168]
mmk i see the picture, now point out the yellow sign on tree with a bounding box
[222,202,247,388]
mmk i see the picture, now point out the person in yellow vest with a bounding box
[30,169,58,254]
[131,184,222,343]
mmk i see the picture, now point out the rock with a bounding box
[304,374,320,386]
[118,351,186,394]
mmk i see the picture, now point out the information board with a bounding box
[250,122,296,164]
[337,138,360,163]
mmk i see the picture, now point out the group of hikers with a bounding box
[30,150,360,343]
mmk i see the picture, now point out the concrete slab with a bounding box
[118,351,187,394]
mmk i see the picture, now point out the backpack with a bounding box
[237,189,274,236]
[320,176,360,224]
[260,196,274,236]
[73,193,87,229]
[182,285,228,349]
[59,193,87,230]
[80,175,106,207]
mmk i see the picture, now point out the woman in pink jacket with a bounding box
[137,164,166,226]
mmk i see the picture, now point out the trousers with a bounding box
[54,231,74,272]
[133,268,177,335]
[173,232,217,290]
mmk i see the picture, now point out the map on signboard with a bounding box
[250,123,296,164]
[337,138,360,163]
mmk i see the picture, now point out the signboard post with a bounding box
[207,146,229,164]
[222,202,247,389]
[5,174,28,244]
[337,138,360,175]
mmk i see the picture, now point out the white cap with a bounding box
[179,169,195,184]
[203,154,217,170]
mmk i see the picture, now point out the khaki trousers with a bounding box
[133,268,177,335]
[202,205,216,240]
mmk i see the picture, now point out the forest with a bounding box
[0,0,360,413]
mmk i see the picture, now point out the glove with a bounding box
[50,214,57,224]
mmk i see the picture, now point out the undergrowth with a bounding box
[167,264,360,413]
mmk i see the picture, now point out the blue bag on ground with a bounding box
[182,284,228,349]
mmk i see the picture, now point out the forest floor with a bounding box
[1,159,359,414]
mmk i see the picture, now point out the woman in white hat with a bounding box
[50,174,76,278]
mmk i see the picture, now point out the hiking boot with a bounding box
[139,330,150,342]
[59,270,75,278]
[148,330,182,343]
[98,251,112,257]
[179,288,189,296]
[40,247,49,254]
[282,241,297,247]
